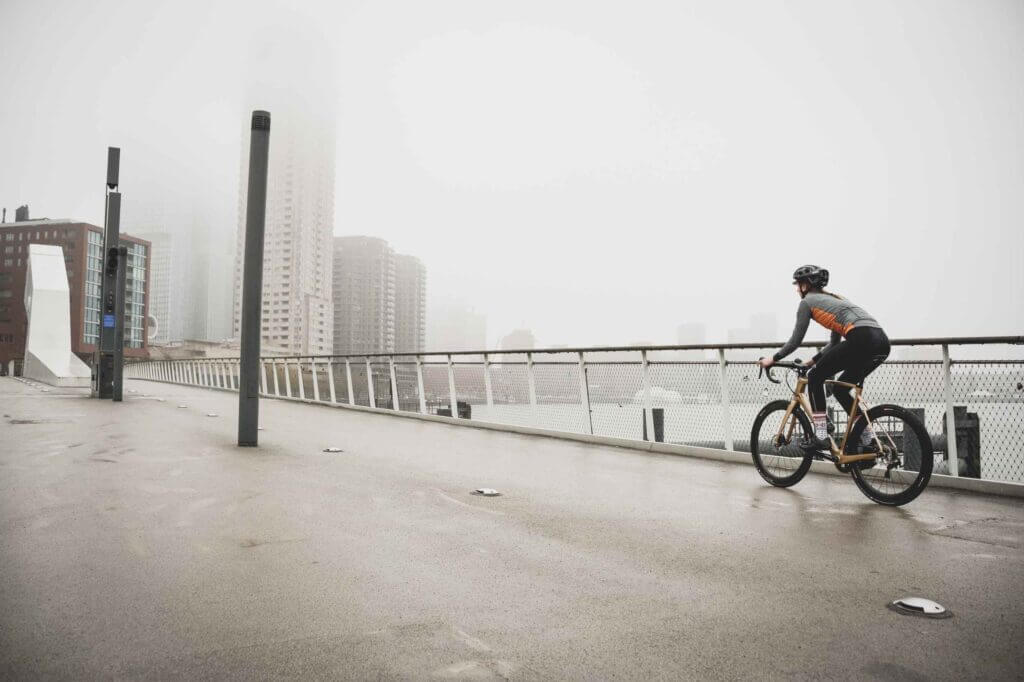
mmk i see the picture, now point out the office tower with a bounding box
[427,301,486,352]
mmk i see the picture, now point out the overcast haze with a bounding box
[2,0,1021,349]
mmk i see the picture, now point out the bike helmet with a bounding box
[792,264,829,288]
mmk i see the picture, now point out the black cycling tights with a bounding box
[807,327,891,415]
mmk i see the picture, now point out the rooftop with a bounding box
[2,377,1022,679]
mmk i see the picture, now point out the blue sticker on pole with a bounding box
[103,314,115,328]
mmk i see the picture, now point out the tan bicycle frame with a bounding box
[776,376,877,464]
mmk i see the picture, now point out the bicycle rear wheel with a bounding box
[750,400,814,487]
[848,404,933,506]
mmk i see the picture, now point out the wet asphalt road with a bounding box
[2,377,1022,680]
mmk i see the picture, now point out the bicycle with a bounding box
[749,359,933,506]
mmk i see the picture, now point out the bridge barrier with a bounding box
[128,336,1024,487]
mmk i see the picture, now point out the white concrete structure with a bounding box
[22,244,91,387]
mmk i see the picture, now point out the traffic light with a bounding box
[105,247,119,277]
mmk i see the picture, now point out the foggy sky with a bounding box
[2,0,1022,349]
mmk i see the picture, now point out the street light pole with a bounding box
[238,111,271,446]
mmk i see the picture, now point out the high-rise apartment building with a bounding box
[394,254,426,353]
[233,107,335,355]
[332,236,395,355]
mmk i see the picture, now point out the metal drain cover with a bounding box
[472,488,501,497]
[323,447,343,453]
[889,597,951,618]
[206,413,219,417]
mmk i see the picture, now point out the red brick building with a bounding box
[0,219,151,371]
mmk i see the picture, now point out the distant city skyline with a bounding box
[2,1,1021,351]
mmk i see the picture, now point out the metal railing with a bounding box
[127,336,1024,485]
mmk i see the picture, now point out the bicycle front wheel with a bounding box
[848,404,934,506]
[750,400,814,487]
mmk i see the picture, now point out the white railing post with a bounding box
[365,358,375,407]
[294,359,304,400]
[283,359,293,397]
[642,350,655,442]
[447,354,458,418]
[942,344,960,477]
[483,353,494,408]
[327,359,337,404]
[579,351,594,435]
[718,348,734,451]
[389,357,400,410]
[345,359,355,405]
[310,359,320,402]
[416,356,427,414]
[527,352,538,420]
[272,359,281,396]
[260,360,268,395]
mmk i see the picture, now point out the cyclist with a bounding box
[758,265,890,450]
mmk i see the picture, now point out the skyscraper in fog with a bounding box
[394,254,426,353]
[332,236,395,355]
[500,329,536,350]
[427,301,486,352]
[233,106,335,355]
[676,322,707,359]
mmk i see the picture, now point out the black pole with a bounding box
[93,148,120,399]
[112,245,128,401]
[238,111,271,446]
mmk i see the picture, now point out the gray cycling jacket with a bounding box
[773,292,882,362]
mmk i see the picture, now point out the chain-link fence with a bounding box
[127,338,1024,485]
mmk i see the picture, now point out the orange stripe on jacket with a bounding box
[810,308,855,337]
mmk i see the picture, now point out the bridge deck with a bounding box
[2,377,1022,680]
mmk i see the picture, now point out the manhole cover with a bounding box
[471,488,501,497]
[888,597,952,619]
[323,447,343,453]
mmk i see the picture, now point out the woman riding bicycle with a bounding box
[758,265,890,450]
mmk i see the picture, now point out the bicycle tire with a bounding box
[750,400,814,487]
[848,404,933,506]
